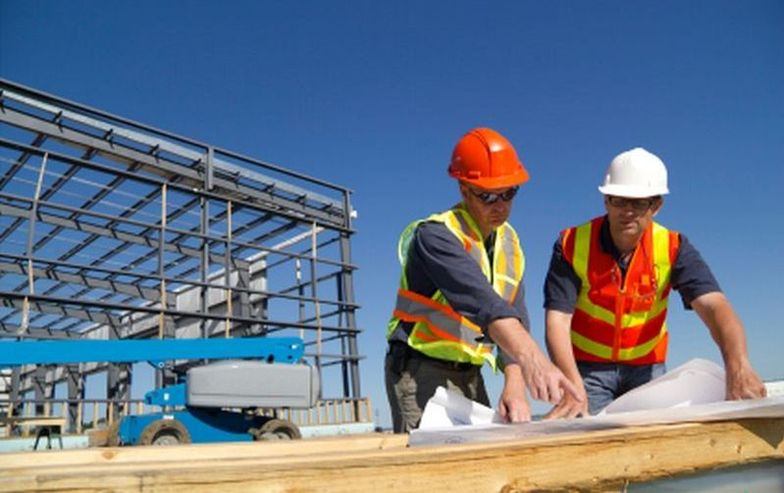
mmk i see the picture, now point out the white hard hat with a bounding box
[598,147,669,198]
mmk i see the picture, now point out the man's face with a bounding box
[604,195,662,243]
[460,183,519,237]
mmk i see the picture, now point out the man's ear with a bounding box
[458,183,469,201]
[651,198,664,216]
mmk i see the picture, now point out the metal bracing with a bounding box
[0,78,362,431]
[0,88,348,227]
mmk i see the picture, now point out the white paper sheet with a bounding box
[409,359,784,447]
[418,386,501,429]
[599,358,725,414]
[410,396,784,446]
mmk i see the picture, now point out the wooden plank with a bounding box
[0,432,408,469]
[0,419,782,492]
[0,416,66,428]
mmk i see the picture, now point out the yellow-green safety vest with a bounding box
[387,205,525,370]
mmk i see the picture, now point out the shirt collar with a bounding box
[599,215,624,259]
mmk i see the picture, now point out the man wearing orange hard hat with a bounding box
[385,128,581,433]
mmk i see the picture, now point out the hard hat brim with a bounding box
[455,168,530,189]
[598,184,669,198]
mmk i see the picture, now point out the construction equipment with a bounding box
[0,337,319,445]
[0,78,363,437]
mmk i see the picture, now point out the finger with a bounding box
[547,400,584,420]
[497,401,510,421]
[751,382,768,398]
[742,387,765,399]
[528,382,542,402]
[548,380,563,404]
[544,405,566,420]
[508,404,531,423]
[556,402,586,419]
[560,377,584,402]
[537,384,551,404]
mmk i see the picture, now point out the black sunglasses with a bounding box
[468,186,519,205]
[606,195,660,212]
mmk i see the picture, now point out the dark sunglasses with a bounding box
[606,195,660,212]
[468,186,519,205]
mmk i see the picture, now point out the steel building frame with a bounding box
[0,79,362,431]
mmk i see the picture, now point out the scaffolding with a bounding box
[0,78,363,433]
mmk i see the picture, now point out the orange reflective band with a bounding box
[387,206,525,370]
[397,289,464,324]
[392,309,462,344]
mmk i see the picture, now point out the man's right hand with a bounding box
[487,317,584,405]
[518,350,584,405]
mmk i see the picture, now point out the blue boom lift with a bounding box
[0,337,319,445]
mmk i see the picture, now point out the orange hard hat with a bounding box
[447,128,530,189]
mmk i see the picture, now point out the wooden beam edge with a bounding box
[1,418,782,492]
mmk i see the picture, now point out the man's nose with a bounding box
[491,200,511,212]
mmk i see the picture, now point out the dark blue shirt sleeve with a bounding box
[543,236,580,313]
[671,234,722,308]
[407,221,530,332]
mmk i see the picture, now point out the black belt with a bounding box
[389,341,478,371]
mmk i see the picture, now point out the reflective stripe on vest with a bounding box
[387,206,524,368]
[564,216,679,364]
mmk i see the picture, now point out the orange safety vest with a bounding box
[387,205,525,370]
[562,216,680,365]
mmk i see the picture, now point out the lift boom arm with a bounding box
[0,337,304,369]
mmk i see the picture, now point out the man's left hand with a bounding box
[726,361,767,400]
[498,364,531,423]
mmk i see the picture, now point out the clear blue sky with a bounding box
[2,0,783,428]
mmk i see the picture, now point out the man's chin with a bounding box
[490,217,507,227]
[619,227,641,239]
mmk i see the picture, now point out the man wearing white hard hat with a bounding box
[543,147,767,417]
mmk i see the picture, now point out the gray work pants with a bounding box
[384,343,489,433]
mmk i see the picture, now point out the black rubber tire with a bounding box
[250,418,301,441]
[138,419,191,446]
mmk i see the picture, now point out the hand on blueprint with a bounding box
[498,364,531,422]
[487,318,583,406]
[517,350,583,405]
[543,383,588,419]
[726,358,767,400]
